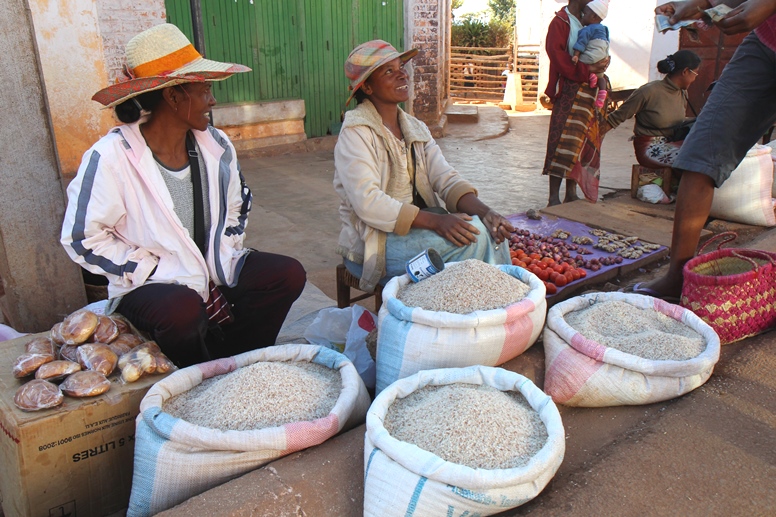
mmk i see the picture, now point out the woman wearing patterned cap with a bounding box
[333,40,513,292]
[61,24,306,367]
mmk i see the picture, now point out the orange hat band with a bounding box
[131,44,202,78]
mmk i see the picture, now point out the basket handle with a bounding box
[731,249,776,270]
[698,231,737,255]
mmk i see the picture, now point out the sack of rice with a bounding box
[364,365,565,516]
[127,344,371,517]
[376,261,546,393]
[543,292,720,407]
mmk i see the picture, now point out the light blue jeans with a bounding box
[344,215,510,285]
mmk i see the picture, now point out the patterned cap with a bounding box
[92,23,251,108]
[344,40,418,106]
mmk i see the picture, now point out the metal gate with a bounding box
[165,0,404,137]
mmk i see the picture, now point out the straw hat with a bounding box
[344,40,418,106]
[587,0,609,20]
[92,23,251,108]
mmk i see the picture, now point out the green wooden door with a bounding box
[165,0,404,137]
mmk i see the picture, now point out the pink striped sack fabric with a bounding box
[376,264,546,394]
[127,344,370,517]
[543,292,720,407]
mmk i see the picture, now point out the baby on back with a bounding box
[571,0,609,108]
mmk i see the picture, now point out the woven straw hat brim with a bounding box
[345,48,418,107]
[92,62,250,108]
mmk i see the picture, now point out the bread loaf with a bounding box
[14,379,64,411]
[61,371,111,397]
[35,360,82,382]
[13,352,55,378]
[77,343,118,376]
[61,310,99,345]
[93,316,119,344]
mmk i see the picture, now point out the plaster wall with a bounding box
[27,0,165,178]
[537,0,680,100]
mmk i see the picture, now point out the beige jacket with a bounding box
[334,100,475,292]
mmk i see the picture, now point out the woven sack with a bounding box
[708,144,775,227]
[127,344,371,516]
[544,292,720,407]
[375,264,546,394]
[364,365,565,516]
[681,232,776,345]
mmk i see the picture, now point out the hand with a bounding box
[482,210,514,244]
[572,55,579,64]
[717,0,776,34]
[430,213,481,247]
[588,56,610,75]
[655,1,710,24]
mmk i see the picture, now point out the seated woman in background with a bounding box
[605,50,701,169]
[334,40,513,293]
[61,24,306,367]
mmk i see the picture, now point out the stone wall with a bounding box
[405,0,450,133]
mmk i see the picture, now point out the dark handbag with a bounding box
[667,118,695,142]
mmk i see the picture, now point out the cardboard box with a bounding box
[0,333,168,517]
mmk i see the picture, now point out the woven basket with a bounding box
[681,232,776,345]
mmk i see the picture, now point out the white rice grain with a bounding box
[565,300,705,361]
[397,259,530,314]
[163,361,340,431]
[384,383,548,470]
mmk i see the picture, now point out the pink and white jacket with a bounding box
[61,122,252,302]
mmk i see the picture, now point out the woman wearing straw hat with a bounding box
[61,24,306,367]
[334,40,513,293]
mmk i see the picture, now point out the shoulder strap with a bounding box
[186,133,207,255]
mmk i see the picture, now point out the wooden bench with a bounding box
[336,263,383,312]
[630,164,673,198]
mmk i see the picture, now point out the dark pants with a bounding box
[117,251,306,367]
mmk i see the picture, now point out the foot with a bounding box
[631,276,682,301]
[547,196,562,207]
[563,192,580,203]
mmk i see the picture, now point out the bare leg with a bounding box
[548,175,562,206]
[564,179,580,202]
[640,170,715,298]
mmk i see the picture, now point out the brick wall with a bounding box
[406,0,450,132]
[96,0,166,85]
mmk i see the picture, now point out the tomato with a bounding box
[545,282,557,295]
[517,261,528,269]
[537,261,548,270]
[541,257,555,264]
[538,269,550,281]
[578,268,587,278]
[511,258,519,266]
[564,271,575,283]
[571,269,581,281]
[529,253,541,261]
[510,250,517,259]
[555,275,568,287]
[552,264,563,273]
[549,271,559,283]
[560,262,570,273]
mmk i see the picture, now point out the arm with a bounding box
[60,149,158,288]
[334,126,418,235]
[455,193,514,244]
[223,137,252,243]
[717,0,776,34]
[605,88,648,130]
[546,16,590,83]
[573,28,591,53]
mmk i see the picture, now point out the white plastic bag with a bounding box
[637,183,671,204]
[304,306,377,390]
[710,144,775,226]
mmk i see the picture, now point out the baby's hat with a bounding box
[587,0,608,20]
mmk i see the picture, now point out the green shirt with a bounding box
[606,77,691,137]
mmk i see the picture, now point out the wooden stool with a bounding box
[631,164,673,198]
[336,263,383,312]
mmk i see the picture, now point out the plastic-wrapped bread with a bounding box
[25,337,56,356]
[135,341,161,355]
[77,344,118,377]
[92,316,119,344]
[154,353,175,374]
[35,360,82,382]
[60,371,111,397]
[108,341,134,358]
[119,347,157,383]
[13,352,55,378]
[61,310,99,345]
[112,333,144,349]
[50,322,66,345]
[59,344,80,363]
[14,379,64,411]
[109,316,132,335]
